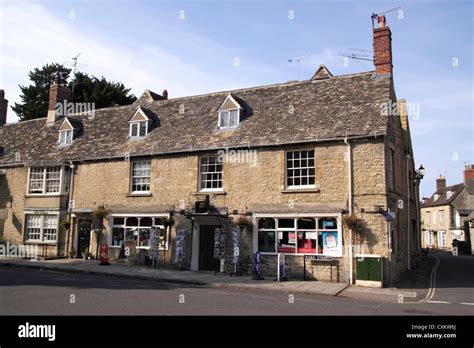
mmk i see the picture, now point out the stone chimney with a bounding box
[47,74,71,126]
[0,90,7,126]
[436,175,446,191]
[373,15,393,75]
[162,89,168,99]
[464,164,474,194]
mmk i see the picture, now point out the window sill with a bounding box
[25,241,57,245]
[127,193,153,197]
[281,188,320,193]
[194,191,226,196]
[25,194,66,198]
[258,252,342,257]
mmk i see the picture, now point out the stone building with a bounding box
[0,16,421,286]
[421,166,474,250]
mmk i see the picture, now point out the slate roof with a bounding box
[421,183,465,208]
[0,70,392,167]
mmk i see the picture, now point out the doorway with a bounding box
[199,225,219,271]
[77,219,92,257]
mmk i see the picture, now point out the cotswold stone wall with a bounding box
[0,137,399,282]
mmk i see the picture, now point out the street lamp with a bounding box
[413,164,425,185]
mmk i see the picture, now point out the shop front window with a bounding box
[257,216,341,256]
[111,216,167,249]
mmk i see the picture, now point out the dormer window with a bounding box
[58,117,76,145]
[434,194,439,201]
[129,107,150,139]
[218,93,243,129]
[59,130,73,145]
[446,191,453,199]
[219,109,240,128]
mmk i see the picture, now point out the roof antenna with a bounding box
[64,53,87,100]
[288,54,309,80]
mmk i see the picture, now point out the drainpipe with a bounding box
[65,162,75,256]
[405,154,411,271]
[344,137,354,284]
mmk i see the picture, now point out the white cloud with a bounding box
[0,2,276,123]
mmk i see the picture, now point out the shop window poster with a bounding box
[322,231,339,256]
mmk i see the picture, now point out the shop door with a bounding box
[199,225,219,271]
[78,220,92,256]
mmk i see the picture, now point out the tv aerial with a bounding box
[288,54,309,80]
[63,53,87,99]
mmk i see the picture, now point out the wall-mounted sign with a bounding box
[304,255,333,262]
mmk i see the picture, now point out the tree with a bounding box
[70,72,136,109]
[12,63,71,121]
[12,63,137,121]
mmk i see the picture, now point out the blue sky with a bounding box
[0,0,472,196]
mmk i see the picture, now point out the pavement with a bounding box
[0,257,418,303]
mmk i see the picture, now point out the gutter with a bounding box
[344,136,354,285]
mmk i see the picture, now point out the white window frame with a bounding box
[109,214,169,250]
[438,230,446,248]
[426,211,432,226]
[285,149,316,189]
[24,214,59,243]
[218,109,240,129]
[130,161,151,194]
[426,230,432,246]
[198,155,224,192]
[439,210,444,225]
[58,129,73,145]
[129,120,148,138]
[27,167,64,196]
[253,213,342,257]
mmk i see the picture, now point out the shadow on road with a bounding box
[0,266,206,291]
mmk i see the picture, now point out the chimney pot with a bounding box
[0,90,8,126]
[162,89,168,99]
[378,15,386,27]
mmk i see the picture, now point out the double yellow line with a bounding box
[418,255,440,303]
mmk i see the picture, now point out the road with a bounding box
[425,251,474,306]
[0,262,473,315]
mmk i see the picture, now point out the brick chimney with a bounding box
[464,164,474,194]
[0,90,7,126]
[47,74,71,126]
[436,174,446,191]
[373,15,393,75]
